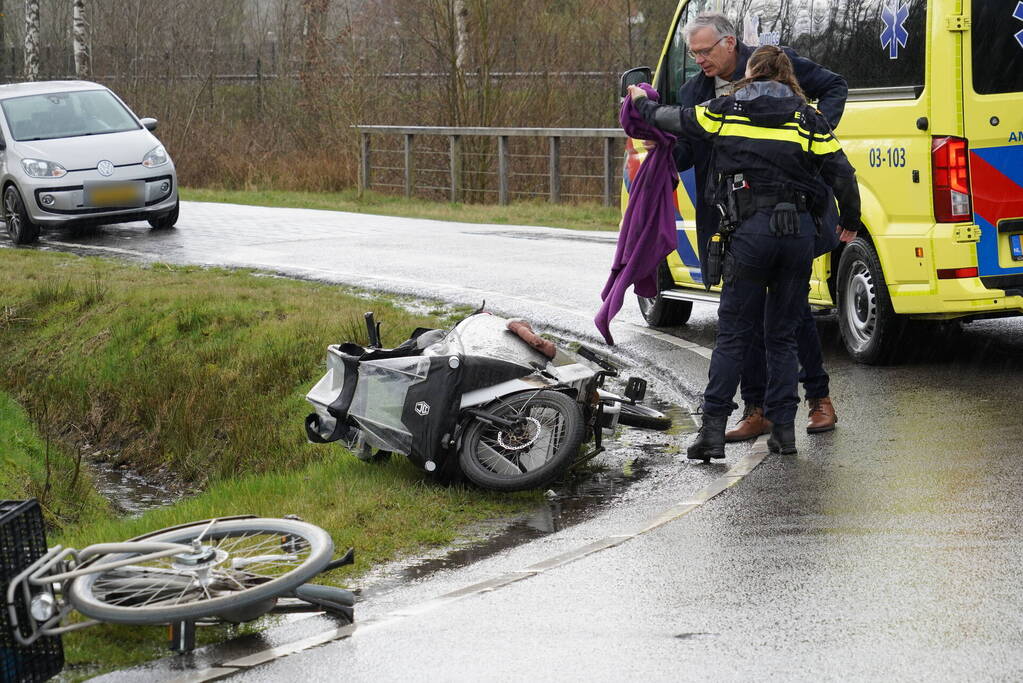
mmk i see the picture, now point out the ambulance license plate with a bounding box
[84,181,144,208]
[1012,233,1023,261]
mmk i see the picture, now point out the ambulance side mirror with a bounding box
[620,67,652,99]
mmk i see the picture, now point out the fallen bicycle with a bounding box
[1,499,354,682]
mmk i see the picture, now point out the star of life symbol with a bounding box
[880,0,909,60]
[1014,2,1023,50]
[414,401,430,416]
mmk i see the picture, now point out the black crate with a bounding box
[0,500,63,683]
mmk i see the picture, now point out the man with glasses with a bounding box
[675,12,849,439]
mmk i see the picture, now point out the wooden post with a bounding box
[360,132,371,194]
[549,136,561,203]
[603,137,615,207]
[404,133,415,198]
[449,135,462,203]
[498,136,510,206]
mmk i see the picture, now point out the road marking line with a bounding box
[175,439,770,681]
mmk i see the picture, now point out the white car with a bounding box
[0,80,178,244]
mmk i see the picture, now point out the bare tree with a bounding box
[24,0,39,80]
[72,0,90,78]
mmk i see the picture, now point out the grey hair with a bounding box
[683,12,737,43]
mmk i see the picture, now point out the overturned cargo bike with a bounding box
[305,312,670,492]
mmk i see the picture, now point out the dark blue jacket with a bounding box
[675,42,848,273]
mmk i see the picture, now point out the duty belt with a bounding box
[746,191,811,216]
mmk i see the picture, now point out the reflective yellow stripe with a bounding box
[717,123,813,151]
[694,106,723,134]
[809,136,842,154]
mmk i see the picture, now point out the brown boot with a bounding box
[806,397,837,433]
[724,405,773,443]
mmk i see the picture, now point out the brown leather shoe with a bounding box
[724,405,773,442]
[806,397,837,433]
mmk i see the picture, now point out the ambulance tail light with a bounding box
[932,136,972,223]
[936,267,978,280]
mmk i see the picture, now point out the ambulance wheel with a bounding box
[637,261,692,327]
[836,237,905,365]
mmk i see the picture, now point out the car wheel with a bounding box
[637,260,693,327]
[836,237,905,364]
[148,201,179,230]
[3,185,40,245]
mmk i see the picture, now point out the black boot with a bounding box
[687,414,728,462]
[767,422,797,455]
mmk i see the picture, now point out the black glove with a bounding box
[769,202,799,236]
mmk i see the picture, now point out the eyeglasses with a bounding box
[687,36,726,60]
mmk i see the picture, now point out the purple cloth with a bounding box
[594,84,678,345]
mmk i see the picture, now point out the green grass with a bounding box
[0,248,538,676]
[0,392,110,527]
[181,187,623,232]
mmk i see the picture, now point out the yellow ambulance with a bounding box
[624,0,1023,363]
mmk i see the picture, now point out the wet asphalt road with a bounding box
[10,205,1023,681]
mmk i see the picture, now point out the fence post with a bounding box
[449,135,462,203]
[603,137,615,208]
[360,132,371,194]
[498,136,510,206]
[549,136,561,203]
[404,133,415,198]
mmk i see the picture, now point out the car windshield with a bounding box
[1,89,140,141]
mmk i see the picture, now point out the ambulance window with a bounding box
[661,0,717,104]
[971,0,1023,94]
[723,0,926,91]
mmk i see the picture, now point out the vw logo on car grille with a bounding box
[414,401,431,416]
[97,160,115,176]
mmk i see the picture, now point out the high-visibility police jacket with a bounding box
[636,80,862,234]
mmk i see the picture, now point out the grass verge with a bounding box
[0,248,536,677]
[180,187,622,232]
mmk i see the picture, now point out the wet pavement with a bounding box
[7,205,1023,680]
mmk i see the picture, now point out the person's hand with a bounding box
[627,85,648,102]
[836,225,857,243]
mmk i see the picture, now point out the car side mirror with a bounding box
[620,66,652,99]
[140,117,158,131]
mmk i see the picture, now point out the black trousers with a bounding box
[701,210,814,425]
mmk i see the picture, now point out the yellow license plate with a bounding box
[86,182,143,207]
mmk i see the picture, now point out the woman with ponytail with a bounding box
[628,45,861,460]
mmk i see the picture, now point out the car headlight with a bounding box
[21,158,67,178]
[142,145,168,168]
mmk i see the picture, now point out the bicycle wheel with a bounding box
[458,390,585,492]
[66,518,333,625]
[618,403,673,431]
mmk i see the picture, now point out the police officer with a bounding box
[676,13,848,438]
[628,45,862,459]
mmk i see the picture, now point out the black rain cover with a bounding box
[401,355,462,468]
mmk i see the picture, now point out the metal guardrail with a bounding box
[354,125,628,206]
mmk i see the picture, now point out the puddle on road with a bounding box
[356,396,693,600]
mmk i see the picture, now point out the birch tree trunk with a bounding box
[24,0,40,81]
[0,0,6,80]
[454,0,468,71]
[73,0,90,79]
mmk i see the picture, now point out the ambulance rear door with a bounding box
[963,0,1023,291]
